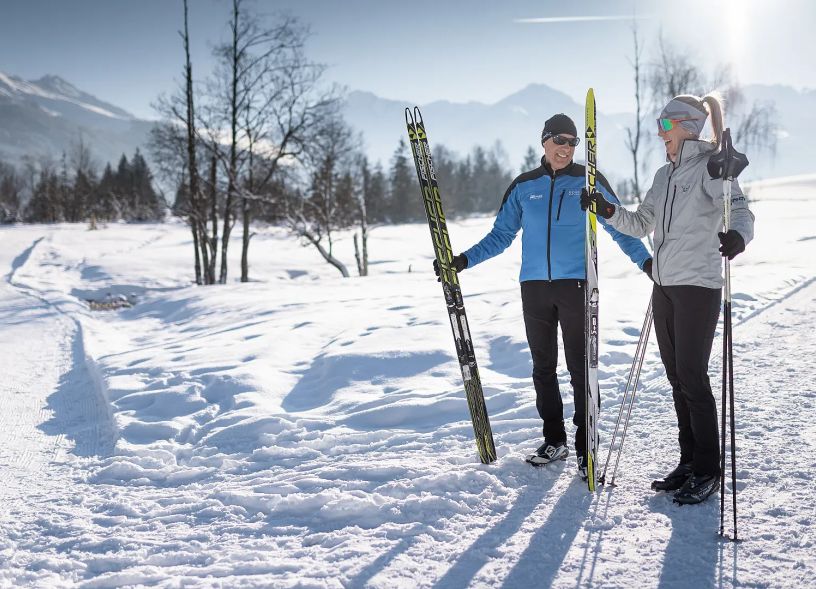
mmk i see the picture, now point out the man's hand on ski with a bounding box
[580,188,616,219]
[433,254,468,281]
[642,258,654,281]
[718,230,745,260]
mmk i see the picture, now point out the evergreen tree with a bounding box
[129,150,164,221]
[454,154,476,216]
[114,154,132,218]
[67,168,96,223]
[478,142,512,213]
[388,137,421,223]
[333,170,356,229]
[522,145,539,173]
[95,163,120,221]
[0,161,21,223]
[25,168,61,223]
[364,161,387,223]
[173,178,192,218]
[429,144,460,217]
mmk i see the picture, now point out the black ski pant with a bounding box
[652,283,722,476]
[521,280,586,457]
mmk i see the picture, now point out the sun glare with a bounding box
[725,0,749,79]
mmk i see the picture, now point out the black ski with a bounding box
[405,106,497,464]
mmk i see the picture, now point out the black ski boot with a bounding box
[526,441,568,466]
[651,463,693,492]
[674,473,720,505]
[577,455,588,481]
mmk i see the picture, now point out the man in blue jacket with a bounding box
[435,113,652,478]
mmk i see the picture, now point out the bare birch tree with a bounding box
[203,1,338,283]
[647,32,778,157]
[283,113,357,277]
[624,22,646,202]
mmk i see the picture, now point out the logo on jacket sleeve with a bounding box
[529,194,544,200]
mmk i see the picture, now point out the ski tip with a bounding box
[405,107,414,126]
[586,88,596,113]
[414,106,424,126]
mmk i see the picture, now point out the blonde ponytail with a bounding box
[702,93,725,148]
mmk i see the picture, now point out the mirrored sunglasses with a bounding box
[549,134,580,147]
[657,117,697,132]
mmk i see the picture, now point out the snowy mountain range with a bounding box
[0,71,155,168]
[346,83,816,184]
[1,70,813,186]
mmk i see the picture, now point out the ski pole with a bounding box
[720,177,738,541]
[720,178,732,538]
[709,128,747,541]
[599,297,652,486]
[599,190,655,488]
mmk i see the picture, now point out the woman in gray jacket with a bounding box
[582,93,754,504]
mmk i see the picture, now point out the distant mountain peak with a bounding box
[0,70,134,121]
[495,83,578,109]
[0,70,153,168]
[33,74,84,99]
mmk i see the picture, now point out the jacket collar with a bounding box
[541,156,575,178]
[671,138,716,169]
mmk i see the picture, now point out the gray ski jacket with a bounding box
[608,139,754,289]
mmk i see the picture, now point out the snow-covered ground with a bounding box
[0,177,814,588]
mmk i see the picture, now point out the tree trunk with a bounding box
[220,196,232,284]
[302,228,349,277]
[219,0,240,285]
[191,220,202,285]
[358,190,368,276]
[208,154,218,285]
[361,223,368,276]
[631,25,643,202]
[354,233,362,276]
[197,214,210,284]
[183,0,207,284]
[241,197,250,282]
[241,130,253,283]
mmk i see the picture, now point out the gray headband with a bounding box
[659,98,708,135]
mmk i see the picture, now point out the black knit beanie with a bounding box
[541,113,578,145]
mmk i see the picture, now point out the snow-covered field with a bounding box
[0,177,814,588]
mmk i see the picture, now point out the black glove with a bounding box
[718,230,745,260]
[642,258,653,281]
[580,188,616,219]
[433,253,468,281]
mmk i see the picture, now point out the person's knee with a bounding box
[675,363,709,394]
[532,364,557,380]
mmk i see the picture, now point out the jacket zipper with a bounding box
[547,178,555,280]
[666,185,679,234]
[556,190,566,221]
[654,141,692,284]
[654,169,675,284]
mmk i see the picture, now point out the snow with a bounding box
[0,177,815,588]
[0,71,130,120]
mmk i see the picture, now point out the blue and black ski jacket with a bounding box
[463,158,651,282]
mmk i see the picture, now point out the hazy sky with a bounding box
[0,0,813,119]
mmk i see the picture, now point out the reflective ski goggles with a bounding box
[657,117,697,132]
[544,134,580,147]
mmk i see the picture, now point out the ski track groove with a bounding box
[0,233,117,587]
